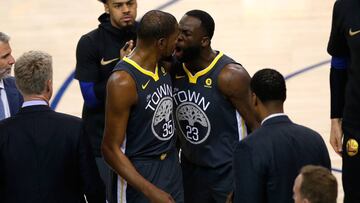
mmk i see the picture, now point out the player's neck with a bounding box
[129,46,159,72]
[261,102,284,120]
[185,48,217,73]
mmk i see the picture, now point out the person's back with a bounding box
[233,68,330,203]
[0,51,104,203]
[236,119,330,202]
[0,110,96,202]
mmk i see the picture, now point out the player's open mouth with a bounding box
[174,46,183,58]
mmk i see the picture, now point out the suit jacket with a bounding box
[0,105,105,203]
[233,115,331,203]
[3,77,23,116]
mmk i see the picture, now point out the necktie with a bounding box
[0,87,5,120]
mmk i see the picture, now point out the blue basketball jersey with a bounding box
[173,52,247,168]
[113,57,176,158]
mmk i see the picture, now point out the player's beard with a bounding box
[177,45,201,63]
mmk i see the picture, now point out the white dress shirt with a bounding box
[261,113,287,125]
[22,100,48,108]
[0,79,11,119]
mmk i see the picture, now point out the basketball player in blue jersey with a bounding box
[102,10,183,203]
[172,10,259,203]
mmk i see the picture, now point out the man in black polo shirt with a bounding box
[75,0,137,201]
[327,0,360,202]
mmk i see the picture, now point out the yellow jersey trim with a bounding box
[241,118,247,139]
[183,52,224,84]
[120,177,124,203]
[123,57,159,81]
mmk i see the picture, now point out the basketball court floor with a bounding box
[1,0,342,201]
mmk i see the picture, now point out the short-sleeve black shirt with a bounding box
[75,13,137,156]
[327,0,360,126]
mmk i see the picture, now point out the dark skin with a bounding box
[104,0,137,29]
[251,92,285,123]
[218,64,259,130]
[102,26,179,203]
[176,14,259,202]
[176,15,259,131]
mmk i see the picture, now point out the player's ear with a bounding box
[201,36,210,47]
[104,3,110,14]
[251,92,258,107]
[157,38,166,50]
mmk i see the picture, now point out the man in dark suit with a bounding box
[232,68,331,203]
[0,50,105,202]
[0,32,23,120]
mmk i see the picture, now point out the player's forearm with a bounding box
[331,118,342,127]
[101,142,156,198]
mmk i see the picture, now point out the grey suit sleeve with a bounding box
[78,124,106,203]
[233,142,265,203]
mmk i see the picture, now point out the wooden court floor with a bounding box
[1,0,342,201]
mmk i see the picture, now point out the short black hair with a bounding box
[137,10,177,42]
[251,68,286,103]
[98,0,106,3]
[185,10,215,40]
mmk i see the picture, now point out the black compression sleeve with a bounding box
[330,68,347,118]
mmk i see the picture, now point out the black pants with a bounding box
[343,124,360,203]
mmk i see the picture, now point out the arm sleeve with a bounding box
[78,124,106,203]
[233,142,265,203]
[330,57,348,118]
[75,35,107,103]
[79,82,101,108]
[327,0,349,119]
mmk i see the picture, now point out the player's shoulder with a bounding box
[333,0,355,11]
[219,62,249,83]
[77,28,101,51]
[218,52,245,73]
[110,67,132,81]
[82,27,100,39]
[109,67,135,89]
